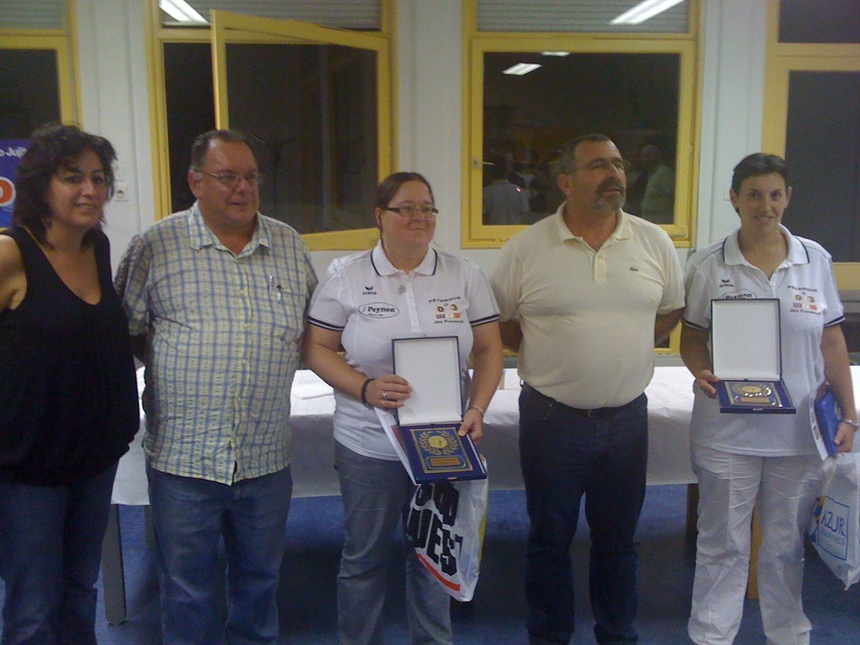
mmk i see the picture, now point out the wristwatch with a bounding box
[841,419,860,431]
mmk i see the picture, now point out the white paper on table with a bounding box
[291,381,335,400]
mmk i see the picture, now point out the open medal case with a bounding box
[711,298,795,414]
[391,336,486,482]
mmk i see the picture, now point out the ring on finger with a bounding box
[382,391,389,401]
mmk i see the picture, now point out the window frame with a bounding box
[762,0,860,288]
[461,0,703,250]
[146,1,393,251]
[0,2,78,128]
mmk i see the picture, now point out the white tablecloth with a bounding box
[112,366,699,505]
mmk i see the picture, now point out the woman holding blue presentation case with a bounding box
[680,153,856,645]
[302,171,502,644]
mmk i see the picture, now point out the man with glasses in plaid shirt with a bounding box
[115,129,317,644]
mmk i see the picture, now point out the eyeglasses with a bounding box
[385,205,438,219]
[577,158,631,173]
[197,170,266,187]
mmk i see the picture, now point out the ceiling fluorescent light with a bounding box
[159,0,208,24]
[503,63,542,76]
[611,0,686,25]
[541,51,570,57]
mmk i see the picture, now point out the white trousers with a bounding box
[688,445,823,645]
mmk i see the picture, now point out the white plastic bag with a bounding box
[404,459,489,601]
[808,453,860,589]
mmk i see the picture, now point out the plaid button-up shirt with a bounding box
[115,203,318,484]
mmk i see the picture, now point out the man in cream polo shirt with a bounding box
[491,134,684,645]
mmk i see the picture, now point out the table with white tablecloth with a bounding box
[102,366,699,624]
[112,367,697,505]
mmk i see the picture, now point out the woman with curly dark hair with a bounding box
[0,123,139,644]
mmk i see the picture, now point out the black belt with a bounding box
[522,383,641,419]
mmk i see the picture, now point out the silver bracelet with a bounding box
[468,404,485,417]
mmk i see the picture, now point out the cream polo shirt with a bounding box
[491,205,684,409]
[683,226,844,456]
[308,242,499,460]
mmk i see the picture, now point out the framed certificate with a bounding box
[383,336,486,483]
[711,299,795,414]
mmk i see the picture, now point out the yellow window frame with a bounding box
[146,1,394,251]
[0,2,79,127]
[762,0,860,289]
[461,0,703,250]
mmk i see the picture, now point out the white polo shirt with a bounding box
[683,226,845,456]
[491,206,685,409]
[308,241,499,460]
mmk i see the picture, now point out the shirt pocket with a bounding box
[261,278,306,344]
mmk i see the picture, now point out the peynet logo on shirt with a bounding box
[359,303,399,319]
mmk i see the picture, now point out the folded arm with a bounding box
[498,319,522,354]
[655,307,684,345]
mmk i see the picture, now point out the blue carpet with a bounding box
[2,486,860,643]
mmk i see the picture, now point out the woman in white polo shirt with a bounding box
[302,172,503,644]
[681,153,856,645]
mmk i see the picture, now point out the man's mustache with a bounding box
[598,178,625,194]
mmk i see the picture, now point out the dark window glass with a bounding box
[225,43,378,234]
[163,42,378,233]
[0,49,60,138]
[482,52,679,225]
[783,71,860,262]
[164,43,216,213]
[779,0,860,44]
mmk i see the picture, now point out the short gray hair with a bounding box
[557,133,612,174]
[188,129,253,172]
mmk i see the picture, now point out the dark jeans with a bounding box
[146,464,293,645]
[0,462,118,645]
[519,385,648,645]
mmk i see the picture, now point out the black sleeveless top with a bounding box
[0,226,139,486]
